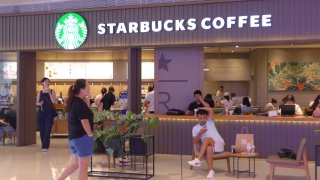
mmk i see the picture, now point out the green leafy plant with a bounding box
[92,111,159,158]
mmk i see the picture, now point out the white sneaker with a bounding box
[42,149,48,152]
[207,170,215,179]
[187,158,201,167]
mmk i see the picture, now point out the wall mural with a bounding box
[268,61,320,91]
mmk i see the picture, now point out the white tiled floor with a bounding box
[0,136,315,180]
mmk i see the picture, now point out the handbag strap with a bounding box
[241,127,249,134]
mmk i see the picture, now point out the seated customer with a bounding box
[265,98,277,111]
[185,90,209,115]
[188,108,225,179]
[241,97,253,114]
[282,94,303,116]
[221,92,233,111]
[0,108,16,145]
[204,94,214,108]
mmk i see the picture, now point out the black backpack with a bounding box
[278,149,296,159]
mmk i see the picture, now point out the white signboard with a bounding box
[44,62,113,79]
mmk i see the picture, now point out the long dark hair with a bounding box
[242,97,251,107]
[311,95,320,110]
[66,79,87,112]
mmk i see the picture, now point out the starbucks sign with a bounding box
[55,13,88,50]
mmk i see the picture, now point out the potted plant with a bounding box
[129,115,160,156]
[93,111,160,157]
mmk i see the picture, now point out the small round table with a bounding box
[232,152,258,178]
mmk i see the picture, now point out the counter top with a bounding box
[145,114,320,123]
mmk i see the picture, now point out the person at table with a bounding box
[204,93,214,108]
[221,92,233,112]
[215,85,225,97]
[241,97,253,114]
[185,90,209,115]
[282,94,303,116]
[265,98,277,111]
[101,86,116,111]
[0,108,16,145]
[94,87,107,111]
[187,108,225,179]
[309,95,320,117]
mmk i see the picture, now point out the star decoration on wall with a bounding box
[158,53,172,72]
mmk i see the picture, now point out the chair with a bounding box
[3,131,16,145]
[266,138,310,180]
[190,143,231,174]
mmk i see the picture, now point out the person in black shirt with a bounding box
[185,90,210,115]
[58,79,94,180]
[0,108,16,145]
[101,86,116,111]
[204,94,215,108]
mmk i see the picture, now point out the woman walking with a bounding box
[36,77,57,152]
[58,79,94,180]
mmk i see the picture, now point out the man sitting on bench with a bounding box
[188,108,225,179]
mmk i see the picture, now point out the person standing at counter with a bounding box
[58,79,94,180]
[188,108,225,179]
[94,87,107,111]
[101,86,116,111]
[144,85,154,114]
[204,94,214,108]
[265,98,278,111]
[221,92,233,112]
[283,94,303,116]
[215,85,225,97]
[185,90,209,115]
[310,95,320,117]
[241,97,253,114]
[36,77,57,152]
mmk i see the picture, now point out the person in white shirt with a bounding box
[283,94,303,116]
[188,108,225,179]
[221,92,233,113]
[265,98,277,111]
[215,85,224,97]
[144,86,154,114]
[94,87,107,111]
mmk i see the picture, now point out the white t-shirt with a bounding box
[221,100,233,110]
[145,91,154,112]
[94,94,103,106]
[192,119,225,152]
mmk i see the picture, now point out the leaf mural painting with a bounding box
[268,62,320,91]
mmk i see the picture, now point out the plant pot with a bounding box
[94,139,106,154]
[129,135,147,156]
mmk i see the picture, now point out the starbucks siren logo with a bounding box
[55,13,88,50]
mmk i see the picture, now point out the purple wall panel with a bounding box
[0,0,320,51]
[151,117,320,161]
[154,48,204,114]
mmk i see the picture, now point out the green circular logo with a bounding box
[55,13,88,50]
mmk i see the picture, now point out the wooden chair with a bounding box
[3,131,16,145]
[266,138,310,180]
[190,143,231,174]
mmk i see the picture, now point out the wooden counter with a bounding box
[147,114,320,160]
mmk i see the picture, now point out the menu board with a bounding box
[142,62,154,79]
[0,62,17,79]
[44,62,113,79]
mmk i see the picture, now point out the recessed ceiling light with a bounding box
[290,44,294,46]
[231,51,234,53]
[235,46,239,48]
[203,68,210,71]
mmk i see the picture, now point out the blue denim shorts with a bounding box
[69,135,93,158]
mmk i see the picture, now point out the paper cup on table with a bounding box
[194,109,198,117]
